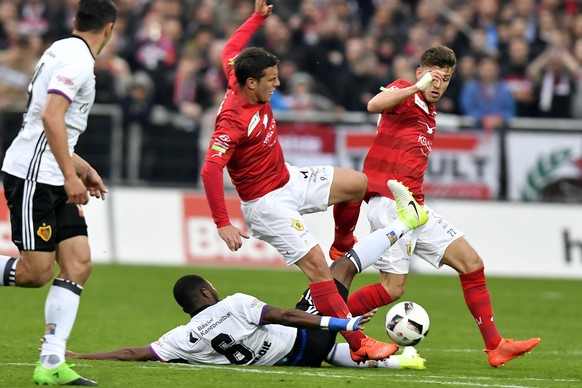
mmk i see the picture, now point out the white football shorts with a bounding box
[366,195,464,274]
[241,164,334,266]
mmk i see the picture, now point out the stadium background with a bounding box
[0,0,581,276]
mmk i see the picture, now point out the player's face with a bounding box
[416,66,455,104]
[255,66,280,104]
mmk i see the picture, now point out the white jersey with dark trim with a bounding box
[148,293,297,366]
[1,36,95,185]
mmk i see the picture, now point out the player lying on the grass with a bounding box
[66,273,425,369]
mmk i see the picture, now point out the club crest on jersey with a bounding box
[414,94,429,114]
[248,111,261,136]
[291,218,304,231]
[37,223,52,242]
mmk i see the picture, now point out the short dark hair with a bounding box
[420,45,457,69]
[75,0,117,32]
[173,275,207,315]
[234,47,280,87]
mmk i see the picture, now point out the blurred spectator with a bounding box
[171,54,213,123]
[0,34,37,108]
[17,0,50,37]
[500,37,537,117]
[285,72,335,111]
[459,55,516,130]
[94,33,132,104]
[527,30,579,118]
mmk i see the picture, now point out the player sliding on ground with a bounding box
[68,181,430,371]
[66,273,425,370]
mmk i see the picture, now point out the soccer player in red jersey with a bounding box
[330,45,540,367]
[200,0,431,363]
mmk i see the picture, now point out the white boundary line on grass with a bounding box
[4,362,580,387]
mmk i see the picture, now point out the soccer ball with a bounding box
[385,301,430,346]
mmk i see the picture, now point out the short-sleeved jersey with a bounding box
[204,12,289,201]
[2,36,96,186]
[363,79,437,205]
[148,293,296,366]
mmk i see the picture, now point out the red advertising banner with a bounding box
[182,193,285,267]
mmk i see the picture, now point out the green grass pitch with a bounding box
[1,264,580,387]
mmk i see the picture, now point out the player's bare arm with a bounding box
[42,93,89,205]
[261,305,375,331]
[72,153,108,200]
[66,346,155,362]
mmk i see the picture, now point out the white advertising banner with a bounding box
[506,131,582,201]
[410,200,582,279]
[1,188,581,278]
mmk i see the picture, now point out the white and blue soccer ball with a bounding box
[385,301,430,346]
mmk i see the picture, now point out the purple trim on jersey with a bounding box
[47,89,72,103]
[147,344,165,362]
[258,304,268,324]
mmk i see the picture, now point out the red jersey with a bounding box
[201,12,289,227]
[363,79,437,205]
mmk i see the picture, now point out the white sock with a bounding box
[40,278,83,368]
[346,219,408,272]
[325,343,400,368]
[0,256,18,286]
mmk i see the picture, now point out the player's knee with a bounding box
[70,257,93,281]
[353,173,367,200]
[24,269,54,287]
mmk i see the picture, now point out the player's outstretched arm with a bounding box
[66,346,156,362]
[261,306,375,331]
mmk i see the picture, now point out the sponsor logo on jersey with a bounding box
[417,120,435,134]
[56,75,74,87]
[414,93,429,114]
[248,111,261,136]
[251,341,272,364]
[417,134,432,155]
[291,218,304,231]
[197,313,232,336]
[189,332,199,345]
[37,224,52,242]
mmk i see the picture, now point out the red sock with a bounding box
[459,267,502,350]
[310,280,365,350]
[348,283,394,315]
[332,201,361,251]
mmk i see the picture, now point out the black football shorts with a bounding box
[3,173,88,252]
